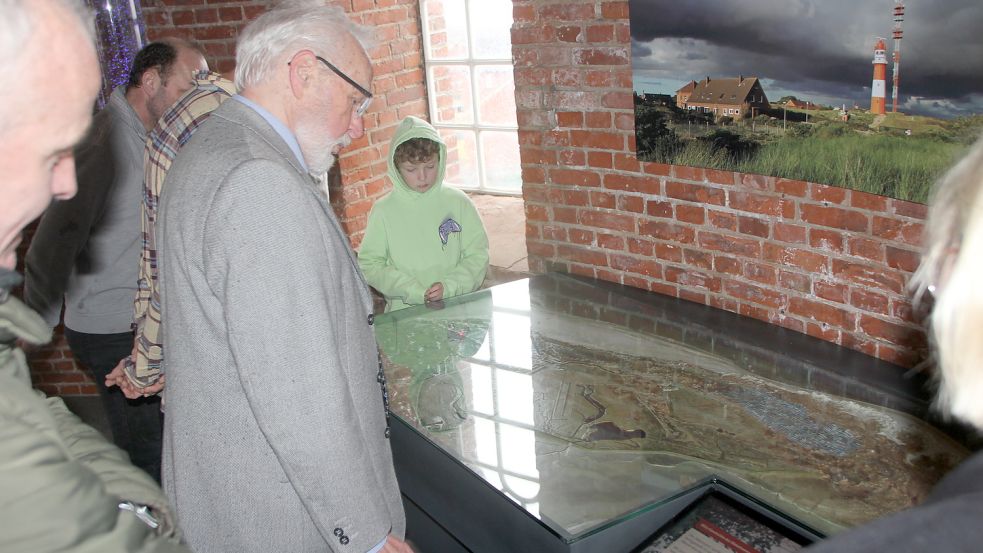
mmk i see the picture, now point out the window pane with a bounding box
[424,0,469,60]
[469,0,514,59]
[476,65,518,127]
[480,131,522,193]
[440,129,479,189]
[429,65,474,125]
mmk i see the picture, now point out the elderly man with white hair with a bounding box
[0,0,190,550]
[157,2,410,552]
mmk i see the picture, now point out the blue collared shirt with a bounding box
[232,95,308,172]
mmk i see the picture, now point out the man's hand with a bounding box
[424,282,444,303]
[381,534,415,553]
[105,356,165,399]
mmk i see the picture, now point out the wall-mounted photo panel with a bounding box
[630,0,983,203]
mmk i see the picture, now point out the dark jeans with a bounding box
[65,328,163,483]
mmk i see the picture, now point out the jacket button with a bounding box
[367,313,374,325]
[333,528,343,537]
[340,536,350,545]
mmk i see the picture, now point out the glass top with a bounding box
[376,274,968,541]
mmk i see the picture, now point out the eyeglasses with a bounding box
[315,55,373,117]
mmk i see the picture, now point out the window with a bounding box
[420,0,521,194]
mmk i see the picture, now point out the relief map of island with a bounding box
[377,278,969,540]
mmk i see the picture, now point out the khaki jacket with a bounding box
[0,274,189,552]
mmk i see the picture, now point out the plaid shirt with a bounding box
[128,73,236,386]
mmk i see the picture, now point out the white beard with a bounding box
[297,123,352,175]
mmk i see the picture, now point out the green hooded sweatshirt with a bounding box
[359,116,490,311]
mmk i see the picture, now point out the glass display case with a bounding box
[376,274,969,553]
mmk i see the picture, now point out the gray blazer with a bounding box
[157,99,405,553]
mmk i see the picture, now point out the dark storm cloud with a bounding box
[629,0,983,117]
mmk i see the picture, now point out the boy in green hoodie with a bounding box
[359,116,490,312]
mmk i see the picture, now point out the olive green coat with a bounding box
[0,272,188,552]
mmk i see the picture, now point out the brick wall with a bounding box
[26,0,428,396]
[513,0,927,368]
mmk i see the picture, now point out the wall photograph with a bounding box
[630,0,983,203]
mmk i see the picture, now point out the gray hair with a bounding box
[0,0,96,83]
[910,135,983,429]
[234,0,374,90]
[0,0,95,132]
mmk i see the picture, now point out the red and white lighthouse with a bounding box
[870,38,888,115]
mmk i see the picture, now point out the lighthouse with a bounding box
[870,38,888,115]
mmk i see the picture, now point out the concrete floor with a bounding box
[469,193,529,286]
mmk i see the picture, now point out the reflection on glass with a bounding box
[495,370,534,425]
[429,65,474,125]
[377,275,969,542]
[438,129,479,189]
[469,362,494,414]
[479,130,522,192]
[491,312,532,369]
[468,0,513,59]
[476,66,518,127]
[423,0,468,60]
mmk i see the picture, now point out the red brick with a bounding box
[892,199,928,219]
[778,270,811,293]
[763,244,828,272]
[708,210,737,231]
[815,281,847,304]
[723,280,785,308]
[832,260,906,294]
[570,130,624,150]
[558,244,609,267]
[851,191,889,211]
[744,262,777,285]
[714,255,741,275]
[809,229,844,252]
[699,232,761,257]
[619,195,645,213]
[588,151,613,169]
[738,216,769,238]
[800,204,869,232]
[628,238,655,256]
[666,181,725,205]
[788,297,854,330]
[603,174,659,194]
[639,221,696,243]
[665,267,721,292]
[776,178,808,197]
[774,223,807,244]
[581,211,636,232]
[810,183,847,204]
[597,233,625,251]
[568,228,594,245]
[590,191,616,209]
[673,165,705,181]
[885,246,920,272]
[556,25,582,42]
[683,249,712,270]
[646,200,673,218]
[728,191,792,217]
[848,237,885,263]
[676,205,705,224]
[851,289,889,315]
[739,172,773,191]
[655,243,683,262]
[706,169,736,186]
[601,2,629,19]
[551,168,601,187]
[679,289,707,304]
[858,315,926,348]
[609,254,662,278]
[872,216,924,246]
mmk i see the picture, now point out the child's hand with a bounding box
[425,282,444,302]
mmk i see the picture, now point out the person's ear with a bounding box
[288,51,316,98]
[141,66,162,97]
